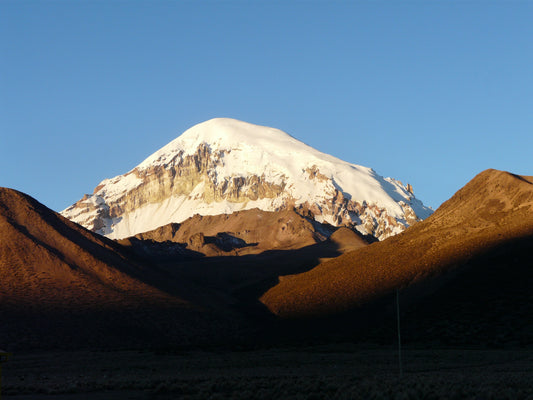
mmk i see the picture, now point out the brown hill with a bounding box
[0,188,229,350]
[121,208,369,257]
[0,187,183,309]
[119,209,368,257]
[260,169,533,319]
[115,210,370,321]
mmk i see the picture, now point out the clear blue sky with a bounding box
[1,1,532,212]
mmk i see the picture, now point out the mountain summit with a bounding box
[62,118,432,240]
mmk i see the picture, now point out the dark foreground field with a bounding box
[3,345,532,400]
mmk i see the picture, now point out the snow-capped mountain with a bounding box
[62,118,432,241]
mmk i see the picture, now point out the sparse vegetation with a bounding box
[3,346,532,399]
[2,172,533,399]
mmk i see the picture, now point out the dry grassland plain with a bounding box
[2,345,533,400]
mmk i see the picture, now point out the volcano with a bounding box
[62,118,432,241]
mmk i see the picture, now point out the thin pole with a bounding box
[396,288,403,377]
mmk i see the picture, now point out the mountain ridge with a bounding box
[260,169,533,318]
[0,187,180,309]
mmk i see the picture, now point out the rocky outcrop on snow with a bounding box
[62,118,432,241]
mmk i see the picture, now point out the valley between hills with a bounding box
[1,119,532,399]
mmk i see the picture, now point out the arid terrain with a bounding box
[261,170,533,318]
[3,346,533,399]
[120,207,370,257]
[1,169,532,399]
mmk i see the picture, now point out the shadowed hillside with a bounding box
[2,168,532,351]
[260,169,533,324]
[0,188,370,351]
[0,188,233,350]
[0,188,180,308]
